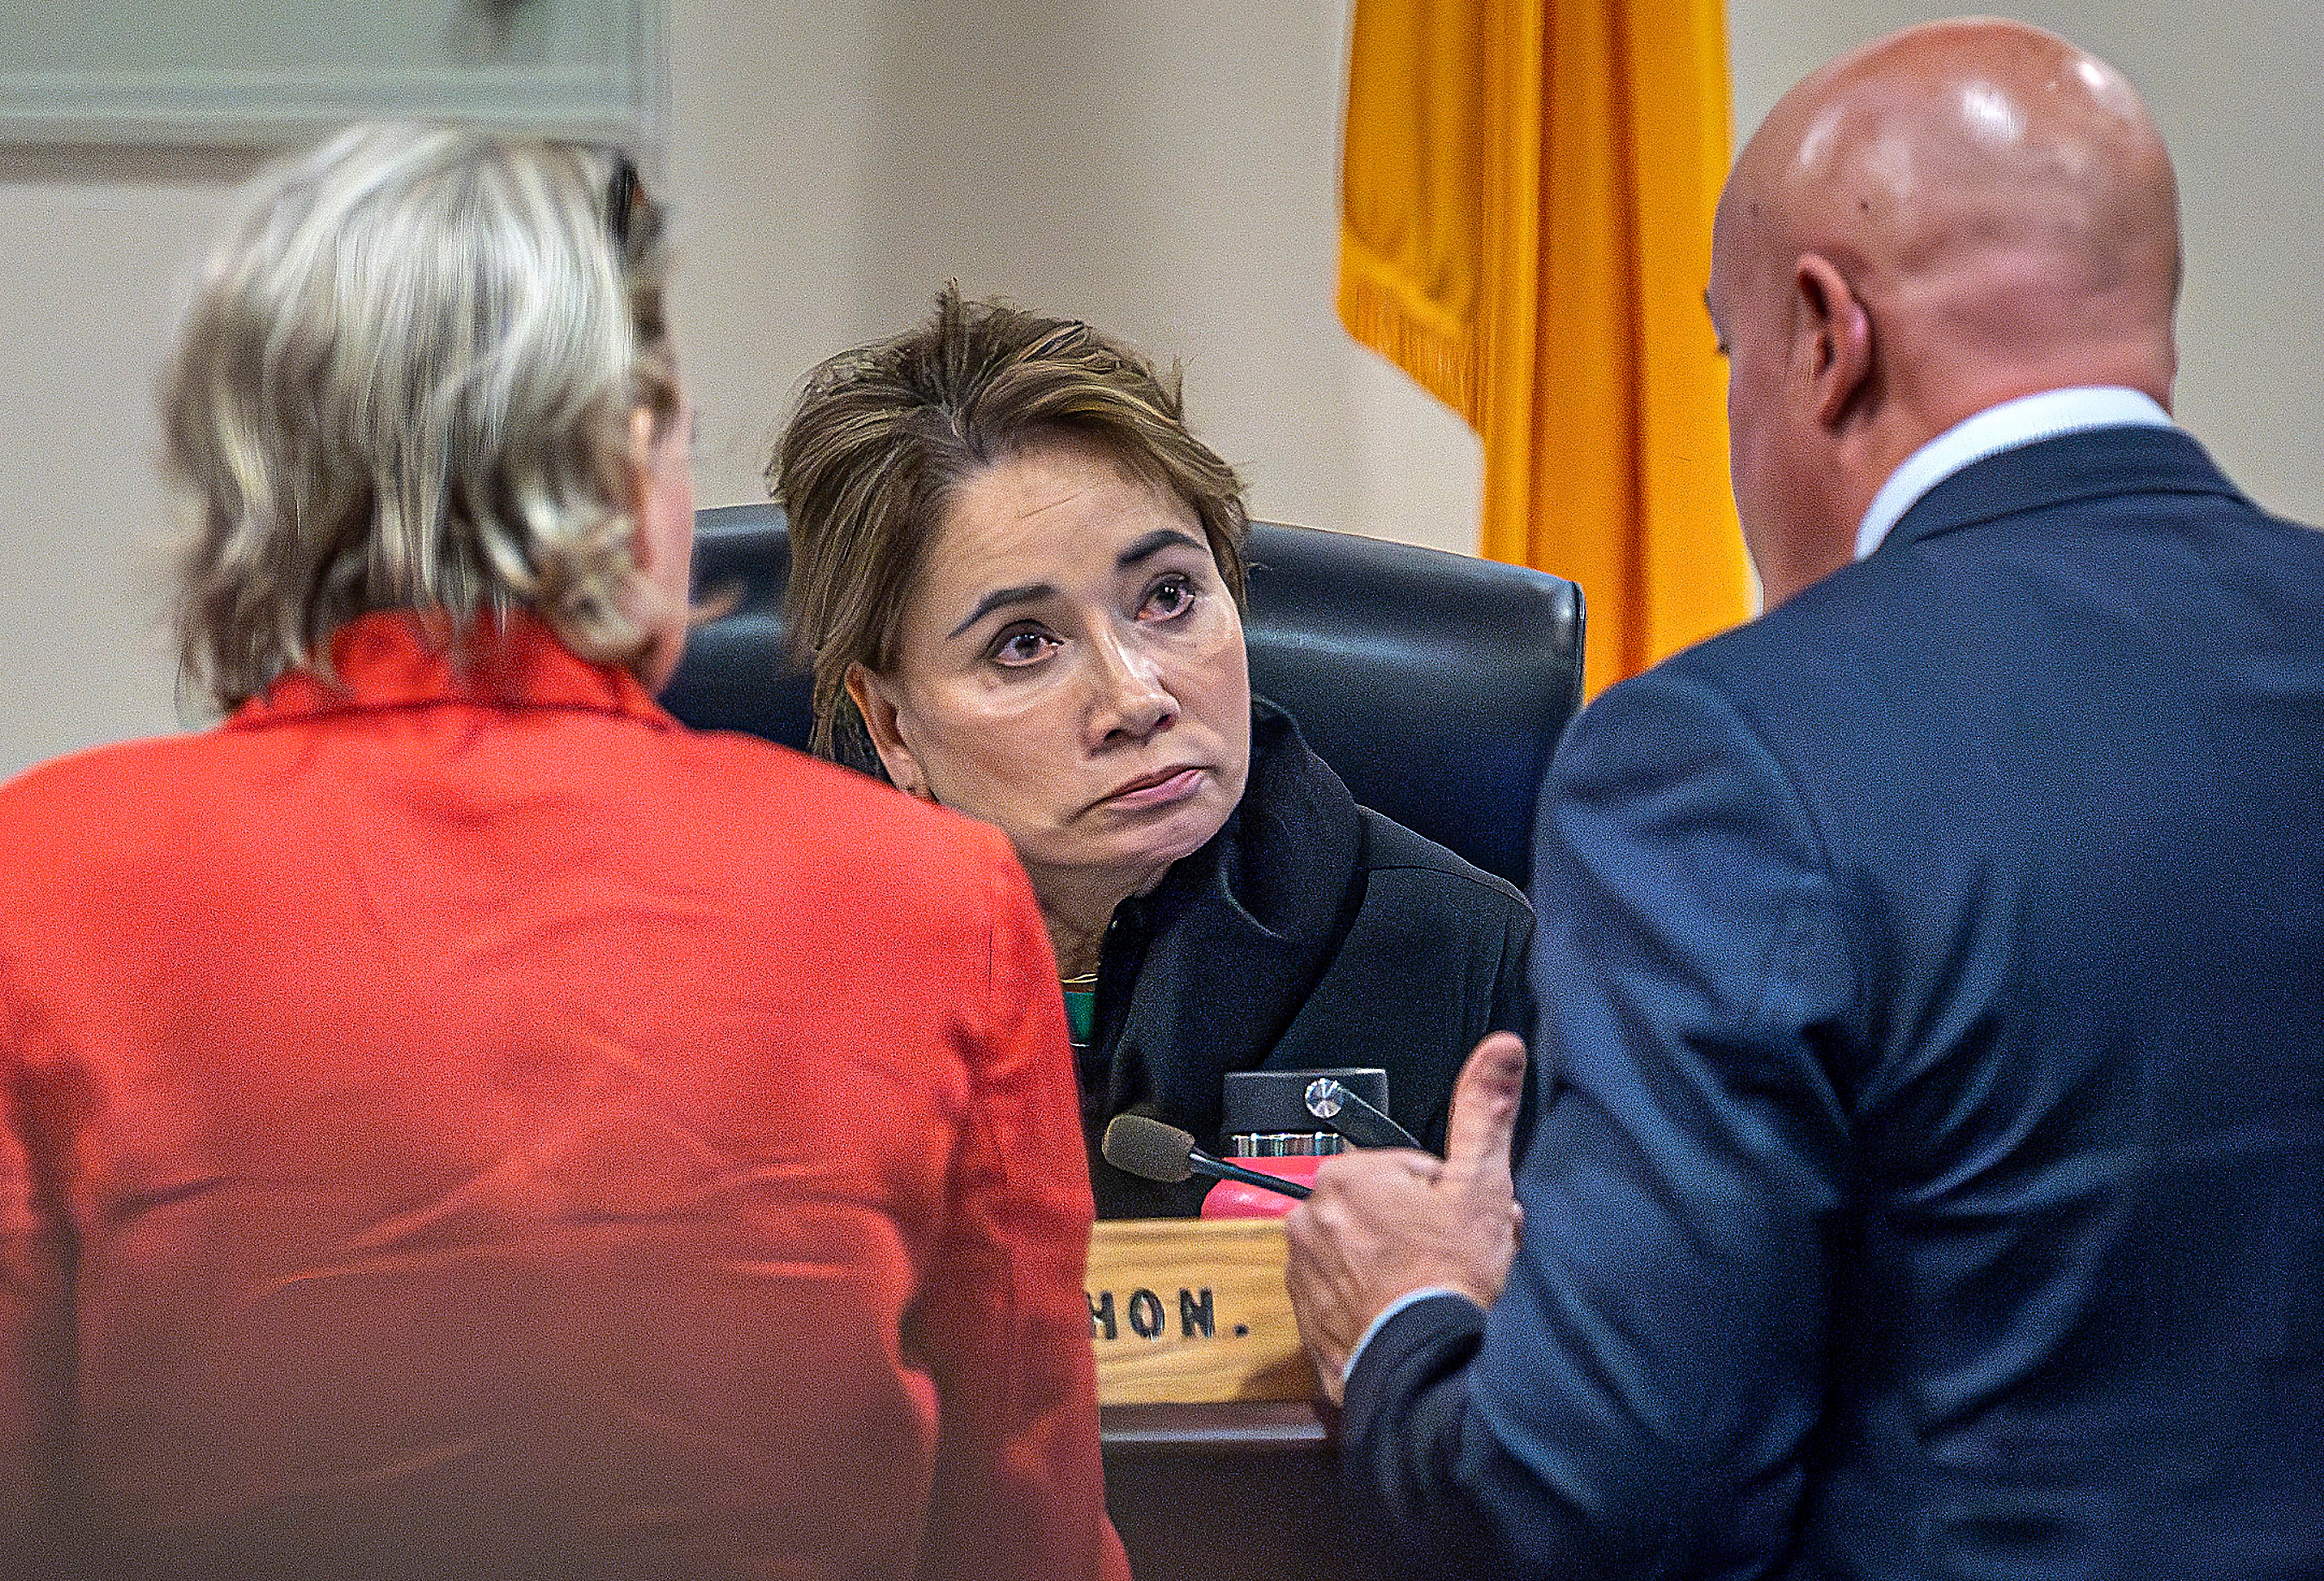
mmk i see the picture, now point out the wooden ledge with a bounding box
[1099,1399,1335,1454]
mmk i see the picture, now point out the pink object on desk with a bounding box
[1200,1156,1325,1218]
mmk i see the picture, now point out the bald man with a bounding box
[1286,19,2324,1580]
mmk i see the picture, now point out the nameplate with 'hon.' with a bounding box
[1085,1217,1314,1405]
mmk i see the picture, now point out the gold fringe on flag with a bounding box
[1339,0,1751,695]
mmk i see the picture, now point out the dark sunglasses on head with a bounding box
[603,149,644,254]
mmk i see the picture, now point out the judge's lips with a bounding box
[1101,1113,1314,1201]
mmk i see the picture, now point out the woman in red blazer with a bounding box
[0,126,1123,1581]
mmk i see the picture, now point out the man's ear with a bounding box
[1793,253,1874,431]
[844,663,935,802]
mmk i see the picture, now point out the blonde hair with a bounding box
[163,123,678,709]
[776,287,1248,766]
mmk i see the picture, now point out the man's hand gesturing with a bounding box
[1283,1032,1528,1404]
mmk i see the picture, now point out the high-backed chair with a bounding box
[662,503,1585,891]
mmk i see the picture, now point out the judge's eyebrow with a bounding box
[946,529,1208,640]
[948,583,1054,640]
[1119,528,1207,568]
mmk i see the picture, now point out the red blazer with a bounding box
[0,613,1125,1581]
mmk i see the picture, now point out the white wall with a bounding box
[1726,0,2324,526]
[661,0,1481,549]
[2,1,2317,777]
[0,146,265,774]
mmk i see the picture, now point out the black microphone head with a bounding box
[1101,1113,1198,1184]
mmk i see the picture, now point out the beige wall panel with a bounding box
[664,0,1483,552]
[0,148,258,774]
[1726,0,2324,526]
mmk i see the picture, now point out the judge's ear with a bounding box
[844,663,937,802]
[1793,253,1874,431]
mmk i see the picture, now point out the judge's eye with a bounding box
[1141,575,1197,621]
[991,628,1059,667]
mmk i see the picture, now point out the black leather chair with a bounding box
[663,503,1585,891]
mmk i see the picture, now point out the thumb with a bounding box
[1439,1032,1528,1201]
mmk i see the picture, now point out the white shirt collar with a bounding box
[1854,387,2175,560]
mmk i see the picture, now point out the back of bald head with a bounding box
[1731,17,2181,424]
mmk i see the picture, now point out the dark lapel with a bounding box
[1114,698,1365,1145]
[1882,424,2251,555]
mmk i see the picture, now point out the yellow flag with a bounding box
[1340,0,1750,695]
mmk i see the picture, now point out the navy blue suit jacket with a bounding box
[1343,426,2324,1579]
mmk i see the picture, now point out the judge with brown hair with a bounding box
[776,289,1535,1217]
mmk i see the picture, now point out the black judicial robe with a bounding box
[1079,698,1535,1218]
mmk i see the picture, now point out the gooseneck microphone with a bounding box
[1101,1114,1315,1201]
